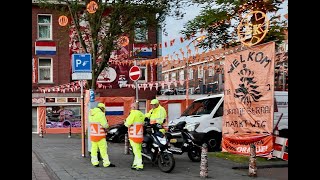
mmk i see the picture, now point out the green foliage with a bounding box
[182,0,287,49]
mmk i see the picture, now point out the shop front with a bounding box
[32,95,82,134]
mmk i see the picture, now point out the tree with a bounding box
[181,0,287,50]
[37,0,184,90]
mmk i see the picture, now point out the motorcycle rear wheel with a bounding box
[158,152,175,173]
[187,147,201,162]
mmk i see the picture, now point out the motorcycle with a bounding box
[106,122,128,143]
[166,121,202,162]
[130,118,175,173]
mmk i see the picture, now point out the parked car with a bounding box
[106,122,127,143]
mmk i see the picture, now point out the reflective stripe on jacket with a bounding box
[90,122,106,142]
[125,109,145,143]
[89,107,109,142]
[128,122,144,143]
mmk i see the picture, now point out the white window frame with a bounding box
[164,73,169,82]
[38,57,53,83]
[171,72,176,81]
[189,68,193,80]
[208,63,214,77]
[179,70,184,80]
[37,14,52,40]
[198,65,203,78]
[138,66,148,83]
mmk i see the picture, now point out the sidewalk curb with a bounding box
[232,163,288,169]
[33,150,60,180]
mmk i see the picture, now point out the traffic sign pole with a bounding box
[80,80,85,157]
[134,60,139,103]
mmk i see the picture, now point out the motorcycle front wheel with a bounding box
[158,152,175,173]
[187,146,201,162]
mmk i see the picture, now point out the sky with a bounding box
[161,0,288,58]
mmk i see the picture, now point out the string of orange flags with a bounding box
[32,80,188,93]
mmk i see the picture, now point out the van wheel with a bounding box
[204,131,222,152]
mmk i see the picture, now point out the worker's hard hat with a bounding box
[150,99,159,105]
[97,103,106,109]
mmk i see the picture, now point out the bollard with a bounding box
[248,144,257,177]
[68,125,72,138]
[39,125,44,138]
[124,133,130,154]
[200,143,208,178]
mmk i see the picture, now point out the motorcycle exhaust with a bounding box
[168,147,183,155]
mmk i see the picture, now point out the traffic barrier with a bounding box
[273,136,288,161]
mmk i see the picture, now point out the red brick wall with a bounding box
[32,5,71,89]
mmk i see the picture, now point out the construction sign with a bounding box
[222,42,275,156]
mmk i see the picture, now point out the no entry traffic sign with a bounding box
[129,66,141,81]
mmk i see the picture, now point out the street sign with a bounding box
[72,72,92,80]
[129,66,141,81]
[72,53,92,73]
[72,53,92,80]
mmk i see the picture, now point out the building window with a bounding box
[38,58,52,83]
[138,100,147,114]
[38,14,52,40]
[46,106,81,128]
[189,69,193,80]
[171,72,176,81]
[134,20,148,42]
[179,70,184,80]
[208,64,214,77]
[164,73,169,82]
[198,65,203,78]
[138,66,147,83]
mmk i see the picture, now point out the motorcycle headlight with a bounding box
[185,122,200,132]
[108,128,118,134]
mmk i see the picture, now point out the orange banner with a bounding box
[222,42,275,156]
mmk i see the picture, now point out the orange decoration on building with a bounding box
[58,15,68,26]
[87,1,98,14]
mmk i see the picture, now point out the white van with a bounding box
[168,91,288,151]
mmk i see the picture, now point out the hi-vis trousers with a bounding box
[129,139,143,169]
[91,138,111,167]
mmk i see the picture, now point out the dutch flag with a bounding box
[35,41,56,55]
[105,102,124,115]
[133,44,152,57]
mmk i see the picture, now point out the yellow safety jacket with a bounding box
[124,110,145,143]
[89,107,109,142]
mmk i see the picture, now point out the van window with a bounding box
[213,103,223,118]
[181,97,221,116]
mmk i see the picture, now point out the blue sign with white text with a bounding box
[72,53,92,73]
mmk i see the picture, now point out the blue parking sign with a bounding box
[72,53,92,73]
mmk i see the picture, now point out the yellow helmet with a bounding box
[97,103,106,110]
[150,99,159,105]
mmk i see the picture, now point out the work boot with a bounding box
[135,167,143,171]
[106,163,116,167]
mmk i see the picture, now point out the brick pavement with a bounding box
[32,134,287,180]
